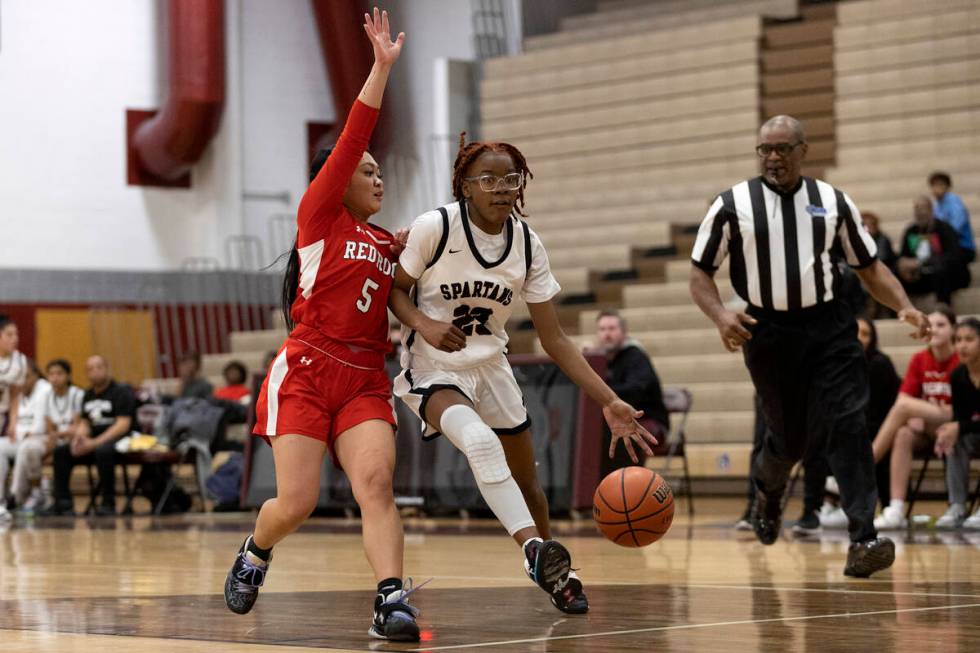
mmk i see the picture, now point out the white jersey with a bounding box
[398,200,560,371]
[0,351,27,413]
[45,385,84,435]
[16,378,51,439]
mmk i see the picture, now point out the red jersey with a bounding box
[899,348,959,405]
[289,100,395,369]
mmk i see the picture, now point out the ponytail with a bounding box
[281,146,335,331]
[281,244,300,331]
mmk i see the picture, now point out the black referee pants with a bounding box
[744,301,878,543]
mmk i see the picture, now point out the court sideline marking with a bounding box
[407,602,980,651]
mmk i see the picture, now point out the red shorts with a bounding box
[252,337,396,467]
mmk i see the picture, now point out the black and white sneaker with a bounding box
[547,570,589,614]
[792,510,822,536]
[523,539,576,606]
[844,537,895,578]
[223,537,270,615]
[369,578,425,641]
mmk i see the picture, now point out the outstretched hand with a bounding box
[602,399,658,464]
[898,307,931,341]
[364,8,404,67]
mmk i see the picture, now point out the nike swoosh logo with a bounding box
[448,248,462,254]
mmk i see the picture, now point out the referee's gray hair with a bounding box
[761,115,807,143]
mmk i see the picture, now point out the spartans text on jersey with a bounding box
[439,280,514,306]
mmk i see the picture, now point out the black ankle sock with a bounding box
[377,577,402,598]
[246,535,272,562]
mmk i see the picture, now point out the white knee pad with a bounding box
[440,405,511,484]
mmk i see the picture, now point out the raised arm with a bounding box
[301,9,404,221]
[358,8,404,109]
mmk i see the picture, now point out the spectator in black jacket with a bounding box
[594,311,669,478]
[934,318,980,529]
[795,316,902,533]
[897,195,970,304]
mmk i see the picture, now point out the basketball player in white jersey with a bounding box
[389,135,658,614]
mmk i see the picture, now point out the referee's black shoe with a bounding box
[752,494,782,545]
[844,537,895,578]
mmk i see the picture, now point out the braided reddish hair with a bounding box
[451,132,533,217]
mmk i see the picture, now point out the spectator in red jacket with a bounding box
[872,305,958,529]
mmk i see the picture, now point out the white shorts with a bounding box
[393,356,530,439]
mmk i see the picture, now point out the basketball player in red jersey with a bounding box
[223,10,461,642]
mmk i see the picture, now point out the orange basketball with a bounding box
[592,466,674,547]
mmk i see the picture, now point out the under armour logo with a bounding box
[554,576,569,592]
[300,356,313,366]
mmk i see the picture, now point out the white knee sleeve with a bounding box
[440,405,535,536]
[440,405,510,484]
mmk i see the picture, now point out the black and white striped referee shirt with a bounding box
[691,176,878,311]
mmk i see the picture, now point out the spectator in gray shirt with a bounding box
[179,351,213,400]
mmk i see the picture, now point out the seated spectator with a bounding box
[873,306,959,529]
[863,211,897,272]
[43,355,136,517]
[0,314,27,439]
[593,311,669,479]
[896,195,970,304]
[178,351,213,399]
[213,361,251,404]
[0,359,50,520]
[794,317,902,532]
[18,359,84,513]
[934,318,980,528]
[930,171,976,263]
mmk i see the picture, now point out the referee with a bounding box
[689,115,930,578]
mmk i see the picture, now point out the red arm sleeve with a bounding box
[899,351,923,397]
[297,99,380,240]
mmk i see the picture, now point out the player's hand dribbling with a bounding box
[898,307,931,341]
[418,317,467,353]
[715,309,757,352]
[603,399,658,464]
[364,8,405,67]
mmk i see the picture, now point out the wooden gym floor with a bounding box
[2,498,980,652]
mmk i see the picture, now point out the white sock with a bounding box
[522,536,543,553]
[888,499,905,512]
[440,405,536,536]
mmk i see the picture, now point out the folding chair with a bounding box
[651,387,694,516]
[905,445,944,519]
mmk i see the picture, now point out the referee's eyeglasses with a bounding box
[464,172,523,192]
[756,142,804,158]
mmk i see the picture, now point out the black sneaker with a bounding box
[791,510,821,536]
[94,504,117,517]
[523,539,573,598]
[752,493,782,545]
[224,537,270,614]
[844,537,895,578]
[549,572,589,614]
[39,500,75,517]
[369,579,424,641]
